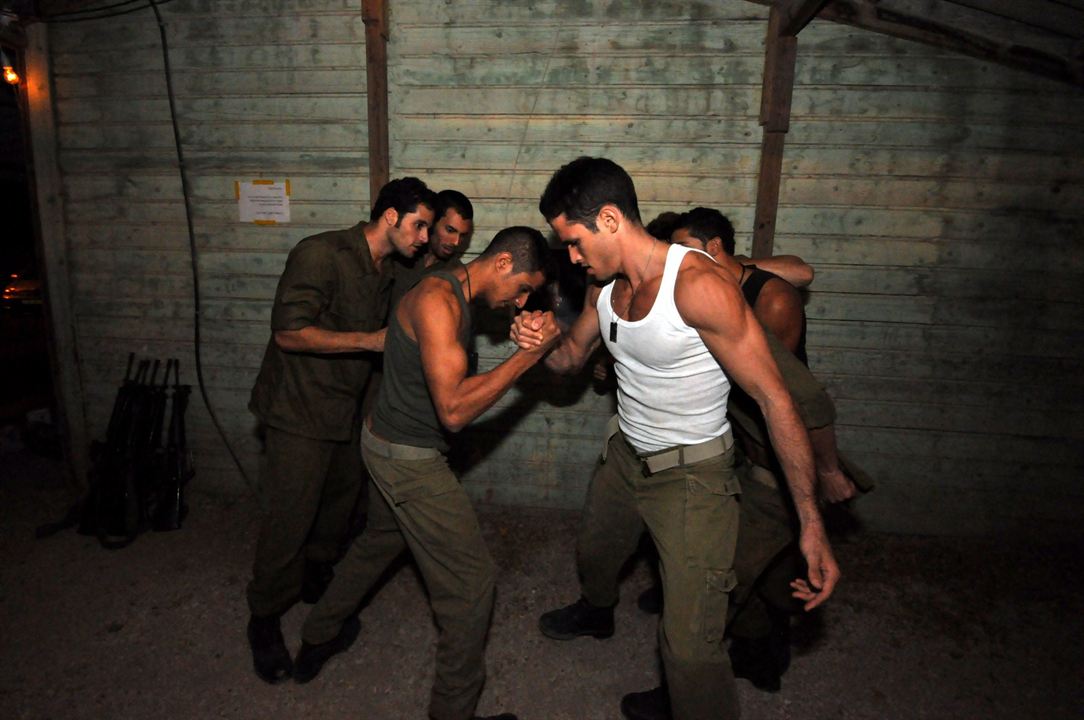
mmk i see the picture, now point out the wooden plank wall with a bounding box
[48,0,369,491]
[43,0,1084,533]
[781,20,1084,534]
[387,0,1084,532]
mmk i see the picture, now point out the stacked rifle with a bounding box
[78,353,195,548]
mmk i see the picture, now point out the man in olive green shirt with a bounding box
[245,177,437,684]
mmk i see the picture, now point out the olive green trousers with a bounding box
[303,428,496,720]
[578,430,742,720]
[247,426,363,618]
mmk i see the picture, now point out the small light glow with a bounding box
[2,65,16,85]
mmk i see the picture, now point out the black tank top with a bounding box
[371,272,471,452]
[741,265,808,365]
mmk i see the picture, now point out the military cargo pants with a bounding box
[303,427,496,720]
[578,429,742,720]
[247,426,363,618]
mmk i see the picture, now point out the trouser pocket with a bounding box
[682,451,741,567]
[681,451,741,643]
[702,567,738,642]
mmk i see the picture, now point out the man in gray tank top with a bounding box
[514,157,839,720]
[292,226,561,720]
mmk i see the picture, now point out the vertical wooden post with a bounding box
[24,25,90,493]
[751,6,798,259]
[362,0,389,204]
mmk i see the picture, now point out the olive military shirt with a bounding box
[249,223,393,442]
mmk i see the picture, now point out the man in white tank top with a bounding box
[512,157,839,720]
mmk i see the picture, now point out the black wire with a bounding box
[42,0,176,23]
[44,0,146,17]
[146,0,256,495]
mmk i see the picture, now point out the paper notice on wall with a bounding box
[236,180,291,224]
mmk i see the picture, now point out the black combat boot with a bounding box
[247,613,293,684]
[293,615,361,683]
[620,685,671,720]
[728,621,791,693]
[636,582,663,615]
[538,597,615,640]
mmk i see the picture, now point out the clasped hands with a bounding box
[510,310,562,354]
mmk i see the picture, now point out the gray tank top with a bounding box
[371,271,471,452]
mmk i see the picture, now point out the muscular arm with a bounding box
[809,424,858,503]
[675,254,838,608]
[513,284,603,374]
[412,284,560,433]
[735,254,814,288]
[274,326,387,353]
[752,279,805,354]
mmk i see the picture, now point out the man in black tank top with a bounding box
[293,227,560,720]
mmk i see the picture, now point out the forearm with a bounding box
[809,423,858,503]
[543,336,594,374]
[741,255,814,288]
[440,349,541,432]
[808,424,840,475]
[274,326,385,353]
[762,400,822,528]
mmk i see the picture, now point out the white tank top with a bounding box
[598,243,731,453]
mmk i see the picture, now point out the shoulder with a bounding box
[755,275,803,317]
[676,249,734,295]
[280,238,341,286]
[674,251,745,328]
[412,274,460,314]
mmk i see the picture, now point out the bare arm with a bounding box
[274,326,387,353]
[511,284,603,374]
[675,254,838,609]
[735,254,814,288]
[809,424,858,503]
[414,288,560,433]
[751,279,805,355]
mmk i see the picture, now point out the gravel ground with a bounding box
[2,449,1082,720]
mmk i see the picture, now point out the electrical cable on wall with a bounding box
[143,0,255,493]
[40,0,176,23]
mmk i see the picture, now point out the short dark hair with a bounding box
[479,226,554,279]
[370,177,438,224]
[435,189,474,222]
[645,211,683,241]
[677,207,736,256]
[538,156,641,230]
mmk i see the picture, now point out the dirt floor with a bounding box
[2,447,1082,720]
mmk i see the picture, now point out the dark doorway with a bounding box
[0,43,54,453]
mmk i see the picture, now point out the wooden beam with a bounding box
[24,24,91,495]
[778,0,832,36]
[362,0,389,204]
[742,0,1083,87]
[752,6,799,257]
[818,0,1084,88]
